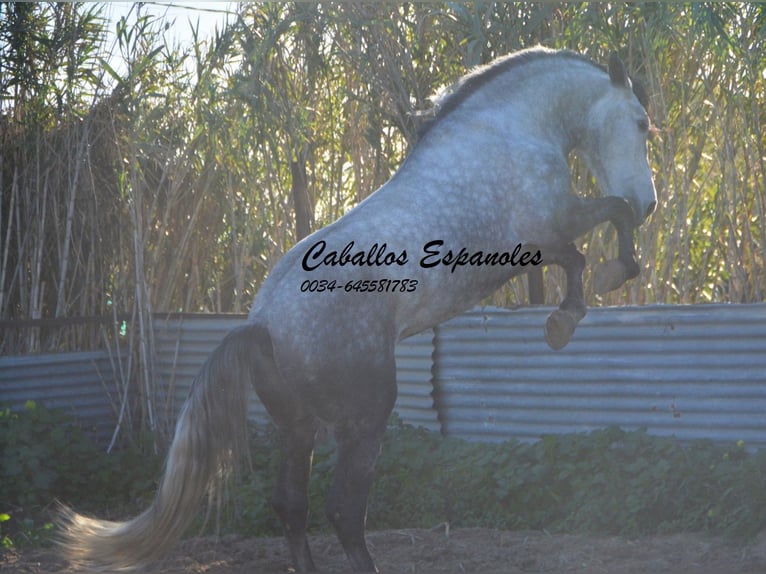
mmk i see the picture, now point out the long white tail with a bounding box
[57,324,260,571]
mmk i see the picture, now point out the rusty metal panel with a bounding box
[153,315,439,431]
[433,304,766,448]
[0,350,126,445]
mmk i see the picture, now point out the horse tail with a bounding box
[57,323,262,571]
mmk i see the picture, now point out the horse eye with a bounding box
[637,118,650,133]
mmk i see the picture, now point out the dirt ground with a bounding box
[3,527,766,573]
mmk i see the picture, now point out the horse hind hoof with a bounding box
[592,259,628,294]
[544,310,577,351]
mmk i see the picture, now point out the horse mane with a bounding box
[417,47,649,139]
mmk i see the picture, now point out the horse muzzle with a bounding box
[629,196,657,227]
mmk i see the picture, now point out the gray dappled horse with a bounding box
[58,47,656,572]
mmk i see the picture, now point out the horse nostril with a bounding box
[646,200,657,218]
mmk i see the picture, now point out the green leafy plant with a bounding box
[0,512,12,549]
[2,401,100,509]
[231,420,766,542]
[0,401,160,548]
[3,402,764,549]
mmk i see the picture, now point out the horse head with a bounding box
[581,53,657,227]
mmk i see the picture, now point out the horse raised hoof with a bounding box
[592,259,628,294]
[544,309,577,350]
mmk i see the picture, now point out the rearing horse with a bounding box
[58,47,656,572]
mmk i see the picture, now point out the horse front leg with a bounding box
[557,195,640,295]
[542,195,641,350]
[543,243,587,350]
[591,213,640,295]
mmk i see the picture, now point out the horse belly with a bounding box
[395,262,520,340]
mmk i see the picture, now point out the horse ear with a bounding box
[608,52,630,88]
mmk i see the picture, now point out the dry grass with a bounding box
[1,3,763,440]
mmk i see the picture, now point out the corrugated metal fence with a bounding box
[0,349,128,444]
[153,315,439,432]
[2,304,765,448]
[434,304,766,448]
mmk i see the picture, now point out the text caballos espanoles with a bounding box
[301,240,542,273]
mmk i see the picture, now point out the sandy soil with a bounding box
[3,527,766,573]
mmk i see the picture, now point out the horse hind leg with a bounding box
[326,419,388,573]
[271,418,320,572]
[324,361,396,573]
[248,327,319,572]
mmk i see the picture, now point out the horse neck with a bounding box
[477,61,609,155]
[551,72,610,154]
[403,59,609,182]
